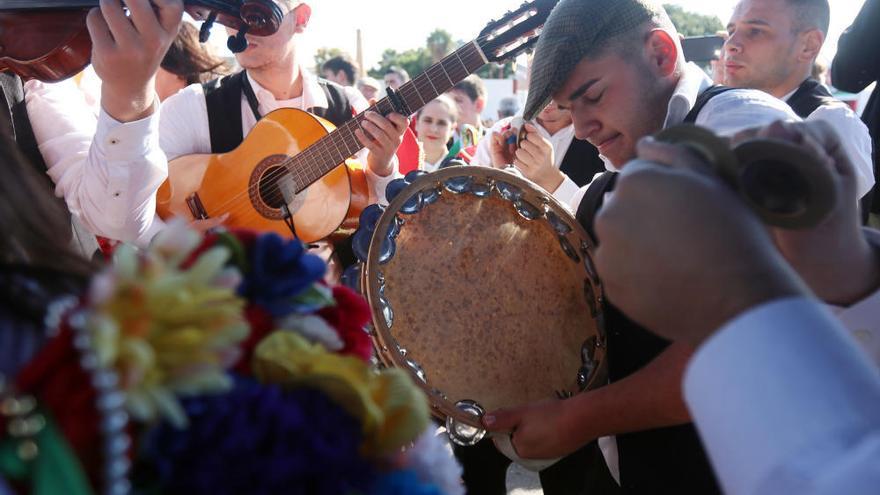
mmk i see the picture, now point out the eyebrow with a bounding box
[566,78,600,102]
[727,18,772,30]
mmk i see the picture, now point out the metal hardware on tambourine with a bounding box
[446,400,487,446]
[405,357,428,384]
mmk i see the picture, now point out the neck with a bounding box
[767,68,813,100]
[424,144,448,164]
[247,58,304,100]
[538,118,571,136]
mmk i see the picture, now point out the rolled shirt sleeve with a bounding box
[684,297,880,495]
[27,79,167,247]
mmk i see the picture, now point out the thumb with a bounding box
[482,407,522,432]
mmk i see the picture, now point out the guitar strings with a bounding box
[194,33,502,227]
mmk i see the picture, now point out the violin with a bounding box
[0,0,284,82]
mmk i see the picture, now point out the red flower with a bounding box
[318,286,373,361]
[233,303,275,375]
[15,325,106,486]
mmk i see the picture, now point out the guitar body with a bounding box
[156,108,369,243]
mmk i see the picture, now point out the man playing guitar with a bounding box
[157,0,408,278]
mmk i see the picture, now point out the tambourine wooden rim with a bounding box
[363,166,607,428]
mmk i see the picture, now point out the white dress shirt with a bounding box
[471,115,576,169]
[552,62,801,213]
[159,69,397,205]
[684,297,880,495]
[25,79,166,247]
[782,84,875,199]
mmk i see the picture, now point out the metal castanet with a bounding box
[655,125,835,229]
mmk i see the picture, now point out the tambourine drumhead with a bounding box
[363,167,606,429]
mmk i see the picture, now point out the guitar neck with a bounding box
[289,41,488,192]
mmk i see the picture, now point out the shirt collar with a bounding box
[602,62,712,172]
[245,67,330,112]
[663,62,714,129]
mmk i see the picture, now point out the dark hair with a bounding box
[0,129,93,278]
[322,55,359,85]
[160,23,231,86]
[384,66,410,82]
[451,75,486,103]
[785,0,830,34]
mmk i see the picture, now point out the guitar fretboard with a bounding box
[285,41,488,193]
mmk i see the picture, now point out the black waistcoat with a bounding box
[786,78,837,119]
[0,73,72,231]
[203,71,355,153]
[786,78,875,220]
[572,87,735,494]
[560,137,605,187]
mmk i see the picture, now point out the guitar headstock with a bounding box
[477,0,558,63]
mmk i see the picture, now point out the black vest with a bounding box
[560,137,605,187]
[786,78,875,221]
[203,71,355,153]
[0,74,50,179]
[573,86,734,494]
[0,73,72,230]
[786,78,837,119]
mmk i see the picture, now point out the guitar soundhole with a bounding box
[258,166,288,209]
[249,154,293,220]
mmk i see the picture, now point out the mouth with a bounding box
[725,62,744,72]
[593,134,621,154]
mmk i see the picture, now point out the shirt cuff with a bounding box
[95,103,161,161]
[552,176,581,213]
[684,297,880,495]
[365,155,402,205]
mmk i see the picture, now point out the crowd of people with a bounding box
[1,0,878,494]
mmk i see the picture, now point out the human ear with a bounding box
[294,3,312,32]
[645,29,678,77]
[800,29,825,62]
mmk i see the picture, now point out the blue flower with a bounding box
[141,376,374,495]
[370,469,445,495]
[237,233,326,317]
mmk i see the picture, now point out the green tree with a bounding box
[426,29,453,63]
[663,4,724,37]
[313,47,346,74]
[368,47,433,80]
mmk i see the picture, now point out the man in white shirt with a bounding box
[592,119,880,495]
[480,1,800,493]
[159,0,406,222]
[724,0,875,202]
[471,102,604,189]
[17,0,184,249]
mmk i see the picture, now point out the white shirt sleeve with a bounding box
[695,89,801,137]
[684,297,880,495]
[340,84,400,204]
[159,83,212,161]
[26,79,167,247]
[806,103,875,199]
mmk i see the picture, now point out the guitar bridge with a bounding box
[186,193,209,220]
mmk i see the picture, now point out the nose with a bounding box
[724,33,742,55]
[573,116,601,142]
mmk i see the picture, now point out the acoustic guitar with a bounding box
[157,0,558,243]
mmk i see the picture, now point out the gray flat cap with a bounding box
[524,0,664,120]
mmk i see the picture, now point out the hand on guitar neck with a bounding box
[88,0,184,122]
[358,111,410,177]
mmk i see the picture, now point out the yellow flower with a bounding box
[253,331,429,455]
[86,243,248,428]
